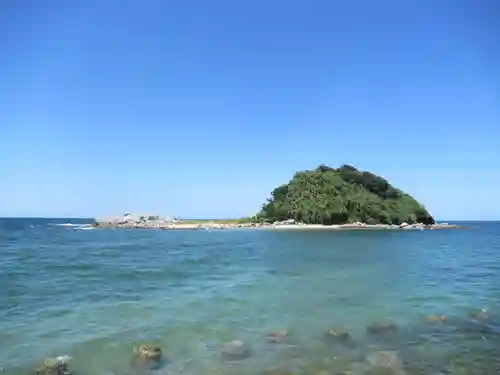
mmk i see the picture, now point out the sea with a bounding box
[1,218,500,375]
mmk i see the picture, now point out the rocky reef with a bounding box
[21,308,500,375]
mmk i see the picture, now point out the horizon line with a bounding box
[0,216,499,223]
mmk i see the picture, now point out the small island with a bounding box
[92,164,460,231]
[257,164,434,225]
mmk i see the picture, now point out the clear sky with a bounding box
[1,0,499,219]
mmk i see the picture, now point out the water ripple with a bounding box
[1,220,500,375]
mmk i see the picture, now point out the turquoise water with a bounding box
[1,219,500,375]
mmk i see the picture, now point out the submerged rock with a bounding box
[366,350,405,375]
[366,322,399,335]
[457,320,497,339]
[35,357,70,375]
[130,343,164,373]
[325,329,350,343]
[426,315,447,324]
[266,330,289,344]
[221,340,251,360]
[470,308,489,321]
[133,344,162,361]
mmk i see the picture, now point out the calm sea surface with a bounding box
[1,219,500,375]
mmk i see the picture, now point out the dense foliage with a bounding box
[257,164,435,225]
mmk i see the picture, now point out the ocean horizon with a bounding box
[1,218,499,375]
[2,216,499,222]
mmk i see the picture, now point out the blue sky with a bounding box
[1,0,499,219]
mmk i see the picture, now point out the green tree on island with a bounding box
[257,164,435,225]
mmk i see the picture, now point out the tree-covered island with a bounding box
[256,164,435,225]
[93,164,455,230]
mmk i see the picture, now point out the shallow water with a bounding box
[1,219,500,375]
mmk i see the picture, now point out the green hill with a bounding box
[257,164,435,225]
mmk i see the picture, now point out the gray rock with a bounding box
[221,340,251,360]
[366,351,405,375]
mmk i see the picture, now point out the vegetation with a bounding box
[257,164,435,225]
[181,217,257,224]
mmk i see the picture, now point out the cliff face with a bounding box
[257,164,435,225]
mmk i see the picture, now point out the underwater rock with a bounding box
[323,328,360,350]
[470,308,489,321]
[130,343,164,374]
[35,357,70,375]
[221,340,252,360]
[457,320,497,339]
[325,328,350,342]
[426,315,447,324]
[366,322,398,335]
[366,350,405,375]
[266,330,289,344]
[134,343,162,361]
[455,309,498,339]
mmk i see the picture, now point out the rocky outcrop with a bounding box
[35,357,71,375]
[93,213,178,228]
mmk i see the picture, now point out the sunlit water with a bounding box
[1,219,500,375]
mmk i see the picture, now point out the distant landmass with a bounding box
[91,164,455,230]
[256,164,435,225]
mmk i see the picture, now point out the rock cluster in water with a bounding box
[29,309,500,375]
[93,213,179,229]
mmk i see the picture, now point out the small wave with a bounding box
[54,223,78,227]
[75,225,93,230]
[50,223,94,230]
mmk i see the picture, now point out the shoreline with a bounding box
[91,217,463,231]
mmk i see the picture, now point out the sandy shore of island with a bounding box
[92,219,462,231]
